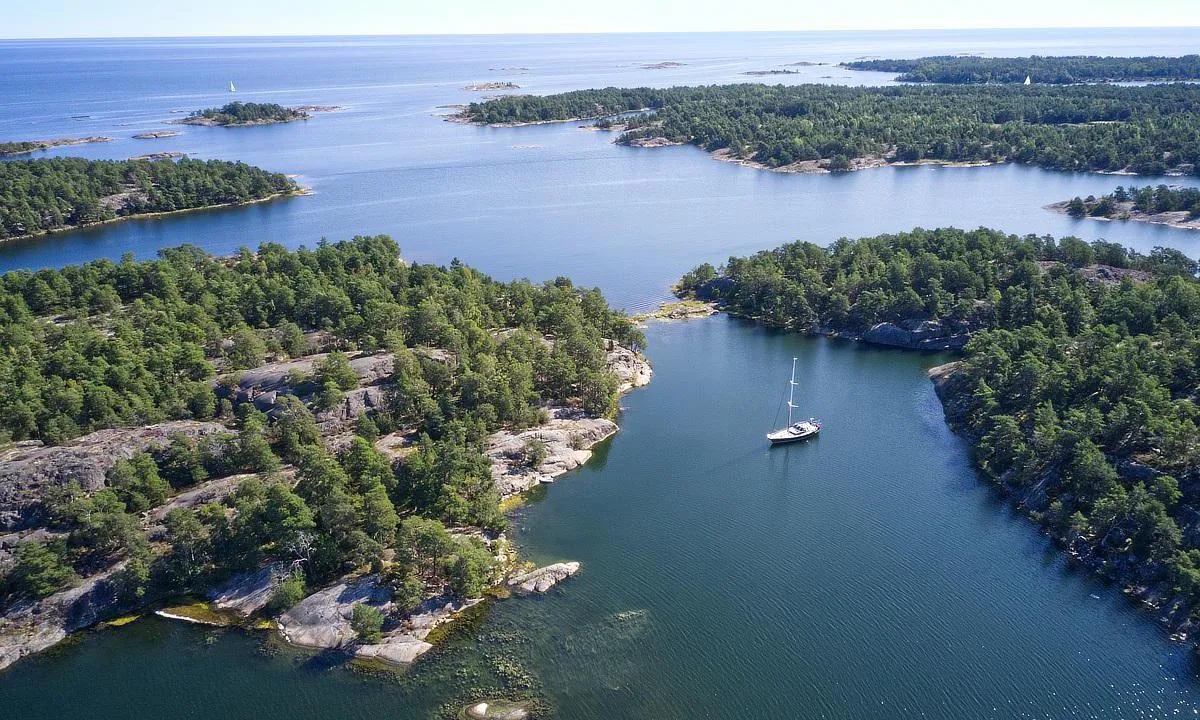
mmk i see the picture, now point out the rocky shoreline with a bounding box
[1047,199,1200,231]
[0,136,114,156]
[0,339,651,673]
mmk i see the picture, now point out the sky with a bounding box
[3,0,1200,38]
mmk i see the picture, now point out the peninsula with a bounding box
[1051,185,1200,231]
[0,237,650,674]
[456,83,1200,175]
[0,136,113,156]
[677,227,1200,648]
[841,54,1200,84]
[0,157,300,241]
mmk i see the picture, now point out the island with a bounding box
[841,54,1200,84]
[132,131,180,140]
[174,101,312,127]
[741,69,802,76]
[0,136,113,156]
[640,61,685,70]
[456,83,1200,175]
[0,236,650,680]
[463,82,521,91]
[0,157,300,241]
[1051,185,1200,230]
[676,227,1200,648]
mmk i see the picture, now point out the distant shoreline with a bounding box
[1,188,310,244]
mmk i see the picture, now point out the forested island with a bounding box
[0,137,113,157]
[677,227,1200,641]
[177,102,310,127]
[0,157,300,240]
[459,83,1200,175]
[1053,185,1200,230]
[0,237,648,699]
[841,55,1200,84]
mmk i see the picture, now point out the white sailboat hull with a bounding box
[767,420,821,444]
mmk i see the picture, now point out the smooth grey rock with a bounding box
[277,575,392,650]
[0,421,228,530]
[207,561,291,616]
[508,562,580,594]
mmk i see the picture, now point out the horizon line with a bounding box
[3,25,1199,42]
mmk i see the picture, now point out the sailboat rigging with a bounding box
[767,357,821,445]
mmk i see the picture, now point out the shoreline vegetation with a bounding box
[841,54,1200,84]
[1050,184,1200,231]
[0,137,114,157]
[455,83,1200,176]
[675,227,1200,651]
[173,102,340,128]
[0,237,650,677]
[0,157,300,241]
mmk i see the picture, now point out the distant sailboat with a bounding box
[229,81,237,92]
[767,357,822,445]
[1024,75,1032,85]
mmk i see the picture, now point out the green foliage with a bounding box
[6,540,77,599]
[189,102,306,126]
[267,570,307,613]
[467,83,1200,174]
[316,351,359,391]
[350,602,385,644]
[446,537,496,600]
[1068,185,1200,220]
[842,55,1200,84]
[0,157,296,239]
[107,452,170,512]
[694,228,1200,615]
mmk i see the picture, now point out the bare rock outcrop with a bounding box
[0,562,127,671]
[0,420,228,530]
[206,561,292,616]
[863,318,971,351]
[508,562,580,594]
[487,408,618,498]
[277,573,479,665]
[606,342,652,392]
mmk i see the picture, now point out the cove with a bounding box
[3,316,1198,719]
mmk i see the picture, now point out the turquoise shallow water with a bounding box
[3,30,1200,719]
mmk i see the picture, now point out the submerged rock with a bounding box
[508,562,581,594]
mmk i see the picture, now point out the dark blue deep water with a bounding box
[3,29,1200,719]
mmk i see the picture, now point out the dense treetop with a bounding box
[842,55,1200,84]
[679,227,1200,621]
[0,236,643,612]
[186,102,307,126]
[0,157,297,239]
[0,235,641,445]
[464,83,1200,174]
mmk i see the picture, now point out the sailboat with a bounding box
[1023,75,1032,85]
[767,357,822,445]
[229,81,237,92]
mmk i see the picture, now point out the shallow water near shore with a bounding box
[5,29,1200,719]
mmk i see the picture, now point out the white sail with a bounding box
[229,81,236,92]
[767,357,821,445]
[1023,75,1031,85]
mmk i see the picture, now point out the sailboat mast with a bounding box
[787,356,797,426]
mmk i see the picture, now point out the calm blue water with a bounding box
[2,30,1199,310]
[3,30,1200,719]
